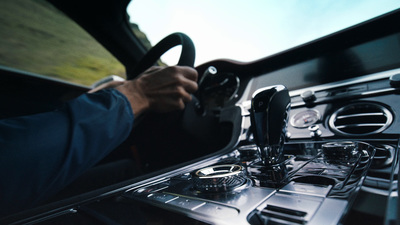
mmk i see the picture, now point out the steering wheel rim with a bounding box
[129,32,196,79]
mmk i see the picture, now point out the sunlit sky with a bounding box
[127,0,400,66]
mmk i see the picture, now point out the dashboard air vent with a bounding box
[329,102,393,136]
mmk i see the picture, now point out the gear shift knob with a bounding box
[250,85,290,165]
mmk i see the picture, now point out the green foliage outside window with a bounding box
[0,0,128,86]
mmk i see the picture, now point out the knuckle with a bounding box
[175,86,186,96]
[175,76,186,85]
[183,94,192,103]
[191,82,199,91]
[165,66,180,74]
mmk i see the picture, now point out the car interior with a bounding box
[1,0,400,224]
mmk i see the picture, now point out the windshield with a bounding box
[128,0,400,66]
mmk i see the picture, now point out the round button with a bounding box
[308,125,322,138]
[300,90,316,103]
[389,73,400,88]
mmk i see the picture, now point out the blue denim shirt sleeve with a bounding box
[0,89,134,216]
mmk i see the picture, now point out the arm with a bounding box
[0,89,134,215]
[0,65,198,215]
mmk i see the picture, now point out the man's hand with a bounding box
[116,66,198,116]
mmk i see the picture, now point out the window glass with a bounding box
[0,0,125,86]
[128,0,400,66]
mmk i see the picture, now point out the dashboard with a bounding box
[119,69,399,225]
[14,69,398,225]
[3,7,400,225]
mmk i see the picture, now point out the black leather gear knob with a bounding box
[250,85,290,165]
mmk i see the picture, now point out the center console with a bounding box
[119,78,395,225]
[124,140,375,225]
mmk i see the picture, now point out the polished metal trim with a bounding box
[336,112,385,119]
[22,209,77,225]
[336,124,387,129]
[195,164,243,178]
[289,67,400,96]
[289,109,321,128]
[329,102,393,136]
[239,68,400,113]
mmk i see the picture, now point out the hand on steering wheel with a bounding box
[115,32,198,116]
[116,66,198,116]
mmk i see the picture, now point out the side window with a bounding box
[0,0,125,86]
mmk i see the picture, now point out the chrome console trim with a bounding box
[290,67,400,97]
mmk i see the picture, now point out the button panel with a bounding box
[194,202,239,218]
[167,197,205,210]
[146,192,239,218]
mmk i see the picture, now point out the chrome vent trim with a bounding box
[329,102,393,136]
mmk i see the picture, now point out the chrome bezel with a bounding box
[195,164,244,179]
[290,109,321,128]
[329,102,393,136]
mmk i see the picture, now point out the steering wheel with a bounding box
[129,32,196,78]
[130,33,223,168]
[130,32,201,137]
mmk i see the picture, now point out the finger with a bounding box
[163,86,192,103]
[181,79,198,94]
[152,96,186,112]
[177,98,186,110]
[168,97,186,111]
[179,66,198,82]
[180,90,192,103]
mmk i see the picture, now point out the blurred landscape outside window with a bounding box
[0,0,129,86]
